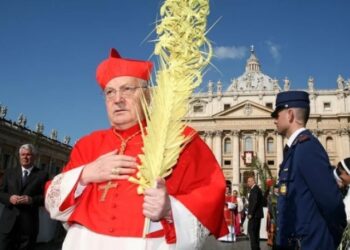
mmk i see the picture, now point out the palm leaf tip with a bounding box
[130,0,212,195]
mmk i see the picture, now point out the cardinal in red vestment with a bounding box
[219,186,243,242]
[221,186,235,242]
[45,48,228,250]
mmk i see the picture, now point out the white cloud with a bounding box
[265,41,281,62]
[213,45,247,60]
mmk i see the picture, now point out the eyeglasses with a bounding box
[103,85,148,100]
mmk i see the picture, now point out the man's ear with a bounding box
[288,109,294,123]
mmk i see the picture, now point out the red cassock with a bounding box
[224,195,234,226]
[231,196,241,235]
[223,195,241,236]
[48,123,228,243]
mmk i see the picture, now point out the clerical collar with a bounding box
[287,128,306,147]
[113,120,146,139]
[21,166,34,174]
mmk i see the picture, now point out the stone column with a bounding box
[205,131,213,150]
[213,130,222,165]
[231,130,240,189]
[337,93,346,113]
[339,129,350,160]
[257,130,265,164]
[311,129,321,139]
[341,130,350,160]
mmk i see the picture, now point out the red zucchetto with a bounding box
[96,48,153,89]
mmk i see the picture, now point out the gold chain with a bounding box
[99,129,141,201]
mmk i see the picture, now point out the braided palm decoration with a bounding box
[129,0,212,235]
[129,0,212,193]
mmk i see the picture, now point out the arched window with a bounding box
[245,136,253,151]
[326,137,334,152]
[224,137,232,154]
[267,137,274,153]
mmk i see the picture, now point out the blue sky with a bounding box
[1,0,349,144]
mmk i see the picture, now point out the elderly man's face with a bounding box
[19,148,35,168]
[104,76,148,130]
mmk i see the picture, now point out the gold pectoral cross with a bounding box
[99,181,118,201]
[99,142,126,201]
[98,130,140,202]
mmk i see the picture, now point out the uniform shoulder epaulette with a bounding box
[297,134,310,143]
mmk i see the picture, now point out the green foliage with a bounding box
[338,224,350,250]
[239,182,248,197]
[249,156,274,193]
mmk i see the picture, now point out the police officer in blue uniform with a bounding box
[271,91,346,250]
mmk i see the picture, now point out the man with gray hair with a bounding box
[0,144,48,250]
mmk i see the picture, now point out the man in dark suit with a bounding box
[272,91,346,250]
[247,176,264,250]
[0,144,48,250]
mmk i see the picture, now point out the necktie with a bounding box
[283,145,290,158]
[22,170,29,186]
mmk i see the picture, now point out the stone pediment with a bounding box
[213,100,273,118]
[189,98,209,105]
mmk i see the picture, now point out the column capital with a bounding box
[230,130,240,137]
[311,129,322,137]
[338,128,349,136]
[204,131,214,138]
[257,129,265,136]
[214,130,223,137]
[273,130,280,136]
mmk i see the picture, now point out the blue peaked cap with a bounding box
[271,91,310,118]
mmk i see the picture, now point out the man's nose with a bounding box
[112,91,125,103]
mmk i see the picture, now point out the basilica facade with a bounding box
[186,48,350,190]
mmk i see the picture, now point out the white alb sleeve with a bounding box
[170,196,210,250]
[45,166,84,222]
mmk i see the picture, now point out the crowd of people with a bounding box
[1,53,350,250]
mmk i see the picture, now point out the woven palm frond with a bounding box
[129,0,212,195]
